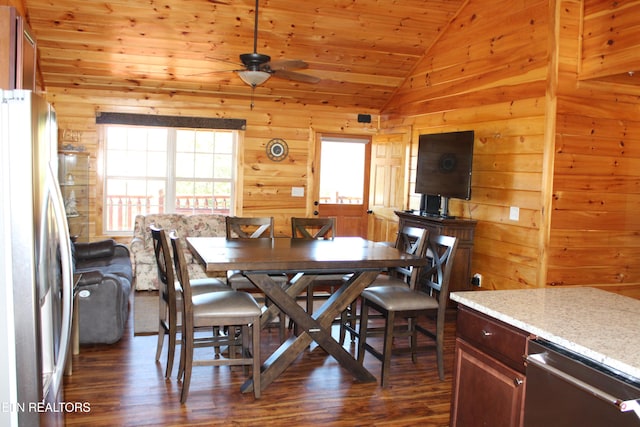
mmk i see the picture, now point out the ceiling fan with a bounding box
[221,0,320,88]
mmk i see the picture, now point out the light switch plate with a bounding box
[291,187,305,197]
[509,206,520,221]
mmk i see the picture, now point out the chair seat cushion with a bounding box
[191,277,229,291]
[174,278,229,304]
[192,290,262,321]
[369,274,409,287]
[361,286,439,311]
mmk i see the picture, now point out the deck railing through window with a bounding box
[174,195,230,214]
[105,194,231,232]
[106,195,153,231]
[319,192,363,204]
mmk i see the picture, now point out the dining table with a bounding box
[186,236,428,393]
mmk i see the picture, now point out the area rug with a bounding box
[133,291,158,335]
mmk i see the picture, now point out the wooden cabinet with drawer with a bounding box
[450,306,529,427]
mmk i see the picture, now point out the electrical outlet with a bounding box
[472,273,482,287]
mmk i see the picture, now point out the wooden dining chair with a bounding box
[225,216,288,341]
[356,233,458,386]
[339,226,429,344]
[291,216,336,240]
[169,230,262,403]
[151,224,229,379]
[289,217,344,328]
[226,215,275,239]
[225,217,278,291]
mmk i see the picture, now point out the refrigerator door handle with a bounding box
[46,162,73,393]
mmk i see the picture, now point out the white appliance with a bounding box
[0,90,73,426]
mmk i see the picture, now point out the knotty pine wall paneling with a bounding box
[382,0,551,291]
[46,89,378,241]
[580,0,640,82]
[12,0,640,297]
[548,0,640,299]
[381,0,640,298]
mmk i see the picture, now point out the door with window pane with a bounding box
[315,135,371,237]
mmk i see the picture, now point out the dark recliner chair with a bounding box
[72,239,133,344]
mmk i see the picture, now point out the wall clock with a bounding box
[266,138,288,161]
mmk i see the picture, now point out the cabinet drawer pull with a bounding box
[513,377,523,387]
[481,329,493,337]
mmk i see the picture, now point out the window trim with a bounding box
[96,112,246,130]
[96,113,244,237]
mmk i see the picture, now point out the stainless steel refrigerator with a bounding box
[0,90,73,426]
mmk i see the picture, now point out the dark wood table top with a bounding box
[186,236,428,273]
[186,236,430,391]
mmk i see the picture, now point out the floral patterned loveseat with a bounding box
[130,213,226,291]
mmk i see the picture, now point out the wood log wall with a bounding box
[46,89,378,240]
[383,0,552,292]
[383,0,640,298]
[580,0,640,82]
[7,0,639,297]
[549,0,640,298]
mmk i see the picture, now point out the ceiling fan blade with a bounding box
[205,56,244,68]
[267,59,309,71]
[271,69,320,84]
[188,68,244,77]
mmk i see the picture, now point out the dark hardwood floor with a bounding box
[63,294,458,426]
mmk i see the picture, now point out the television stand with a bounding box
[419,211,455,220]
[418,195,457,218]
[442,196,450,217]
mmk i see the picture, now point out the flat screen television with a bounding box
[415,130,474,217]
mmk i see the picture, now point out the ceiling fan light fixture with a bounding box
[237,70,271,87]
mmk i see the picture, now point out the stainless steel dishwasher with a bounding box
[524,339,640,426]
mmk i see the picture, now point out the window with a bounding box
[319,137,367,204]
[103,125,236,233]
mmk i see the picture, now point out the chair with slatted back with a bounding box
[151,224,229,379]
[339,226,429,344]
[225,216,288,341]
[289,217,345,326]
[356,233,457,386]
[169,230,262,403]
[291,217,336,240]
[226,216,274,239]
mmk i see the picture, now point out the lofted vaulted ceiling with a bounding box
[23,0,465,110]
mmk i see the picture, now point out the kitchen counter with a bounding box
[450,287,640,381]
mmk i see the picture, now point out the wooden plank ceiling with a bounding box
[23,0,465,110]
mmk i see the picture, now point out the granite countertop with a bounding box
[450,287,640,381]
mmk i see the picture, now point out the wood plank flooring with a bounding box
[62,293,458,426]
